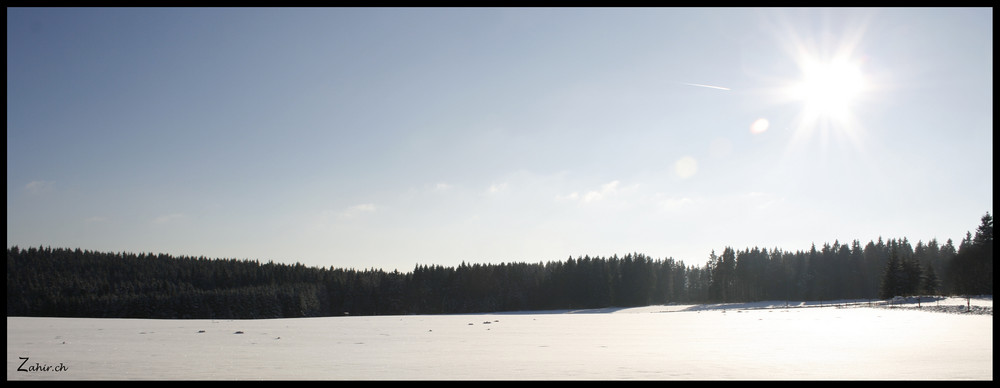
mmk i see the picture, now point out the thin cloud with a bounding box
[340,203,378,218]
[487,182,508,194]
[557,192,581,202]
[558,180,635,204]
[743,191,784,210]
[24,180,54,194]
[152,213,187,224]
[582,181,618,203]
[682,82,731,91]
[658,196,696,211]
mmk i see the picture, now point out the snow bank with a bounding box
[7,299,992,380]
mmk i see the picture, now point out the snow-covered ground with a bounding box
[7,297,992,380]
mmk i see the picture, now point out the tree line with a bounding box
[7,213,992,319]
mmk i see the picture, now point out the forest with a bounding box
[7,213,992,319]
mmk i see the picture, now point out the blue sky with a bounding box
[7,8,992,271]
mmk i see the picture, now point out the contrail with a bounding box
[682,82,731,91]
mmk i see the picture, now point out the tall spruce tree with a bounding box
[879,247,904,299]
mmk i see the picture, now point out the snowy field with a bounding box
[7,297,992,380]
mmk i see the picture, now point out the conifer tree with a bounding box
[879,247,903,299]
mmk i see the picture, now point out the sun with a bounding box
[772,31,874,155]
[788,56,867,124]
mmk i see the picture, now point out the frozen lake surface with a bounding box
[7,297,992,380]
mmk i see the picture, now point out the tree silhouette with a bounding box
[7,212,993,319]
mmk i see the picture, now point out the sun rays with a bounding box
[761,11,878,157]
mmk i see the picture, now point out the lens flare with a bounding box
[750,118,770,134]
[675,156,698,179]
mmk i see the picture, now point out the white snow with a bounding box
[7,297,992,380]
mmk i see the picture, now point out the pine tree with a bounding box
[879,247,903,299]
[922,264,940,295]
